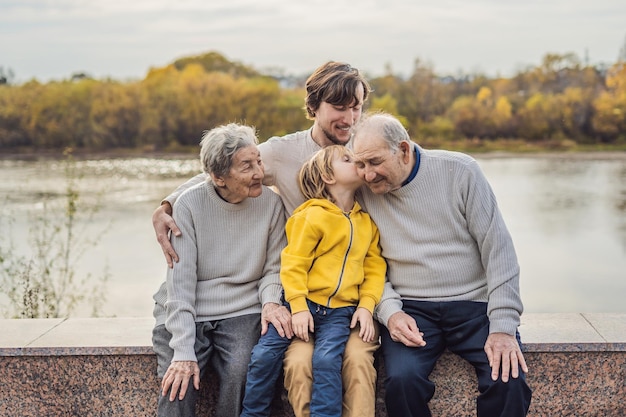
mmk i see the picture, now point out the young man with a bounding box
[152,61,378,417]
[351,112,533,417]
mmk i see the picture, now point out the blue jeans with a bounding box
[380,300,532,417]
[152,314,261,417]
[241,300,356,417]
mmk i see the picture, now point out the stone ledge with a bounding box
[2,313,625,356]
[1,313,625,416]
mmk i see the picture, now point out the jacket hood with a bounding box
[292,198,362,216]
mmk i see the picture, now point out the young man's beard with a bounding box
[321,126,351,146]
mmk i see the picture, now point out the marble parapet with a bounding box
[1,313,625,416]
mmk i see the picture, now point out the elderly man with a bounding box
[351,112,532,417]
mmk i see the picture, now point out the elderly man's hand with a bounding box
[484,332,529,382]
[152,203,181,268]
[387,311,426,347]
[261,302,294,339]
[161,360,200,401]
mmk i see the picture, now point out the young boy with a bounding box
[240,145,386,417]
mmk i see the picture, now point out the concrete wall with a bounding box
[1,313,625,416]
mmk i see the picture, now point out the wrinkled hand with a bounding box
[387,311,426,347]
[161,360,200,401]
[351,307,376,342]
[484,332,529,382]
[152,203,181,268]
[292,311,314,342]
[262,303,293,339]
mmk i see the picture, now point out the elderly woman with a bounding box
[151,123,290,417]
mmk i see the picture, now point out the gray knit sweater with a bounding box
[153,181,286,362]
[359,145,523,336]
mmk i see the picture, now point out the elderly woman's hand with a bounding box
[161,360,200,401]
[261,302,294,339]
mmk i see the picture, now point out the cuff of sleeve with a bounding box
[373,298,403,327]
[357,296,377,314]
[172,347,197,363]
[260,283,283,306]
[488,310,521,336]
[288,296,308,314]
[163,197,176,209]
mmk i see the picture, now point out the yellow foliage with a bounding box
[476,87,492,105]
[370,93,399,115]
[606,63,626,94]
[3,50,626,150]
[494,97,512,119]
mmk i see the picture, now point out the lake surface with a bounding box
[1,153,625,317]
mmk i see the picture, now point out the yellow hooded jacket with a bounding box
[281,198,386,315]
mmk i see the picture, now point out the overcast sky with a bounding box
[2,0,625,83]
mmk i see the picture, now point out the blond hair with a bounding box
[298,145,354,203]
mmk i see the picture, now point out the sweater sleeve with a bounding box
[464,161,523,335]
[280,213,318,314]
[163,173,207,207]
[374,281,404,327]
[258,197,287,306]
[258,140,277,188]
[164,199,200,362]
[357,222,387,314]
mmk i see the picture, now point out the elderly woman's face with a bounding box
[214,145,264,204]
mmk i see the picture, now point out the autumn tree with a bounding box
[592,62,626,142]
[89,81,142,148]
[0,50,624,150]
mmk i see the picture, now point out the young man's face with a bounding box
[313,83,364,147]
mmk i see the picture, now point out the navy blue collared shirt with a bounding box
[401,145,420,187]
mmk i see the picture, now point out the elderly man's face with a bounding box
[214,145,264,203]
[352,134,409,194]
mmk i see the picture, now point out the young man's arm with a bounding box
[152,173,206,268]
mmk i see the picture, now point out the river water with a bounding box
[1,153,624,317]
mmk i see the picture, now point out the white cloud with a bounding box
[1,0,625,81]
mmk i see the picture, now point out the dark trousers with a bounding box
[380,300,532,417]
[152,314,261,417]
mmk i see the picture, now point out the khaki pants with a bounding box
[283,323,380,417]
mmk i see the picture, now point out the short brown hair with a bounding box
[298,145,355,203]
[304,62,371,120]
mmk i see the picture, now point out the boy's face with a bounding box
[330,151,363,190]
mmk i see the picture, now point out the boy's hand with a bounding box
[292,311,314,342]
[351,307,375,342]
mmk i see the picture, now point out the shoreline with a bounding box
[469,150,626,160]
[1,148,625,162]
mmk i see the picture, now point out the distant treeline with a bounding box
[1,51,625,151]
